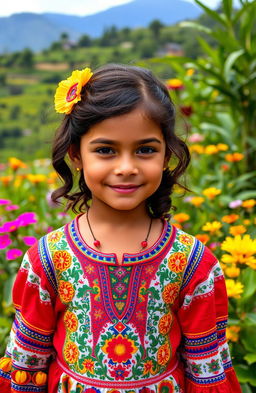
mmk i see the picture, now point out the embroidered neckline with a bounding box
[65,215,174,265]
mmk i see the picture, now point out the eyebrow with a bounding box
[89,138,162,145]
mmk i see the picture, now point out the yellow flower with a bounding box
[186,68,195,76]
[202,221,222,233]
[203,187,221,199]
[0,176,13,186]
[166,78,183,90]
[172,213,190,223]
[27,174,47,184]
[189,144,204,154]
[242,199,256,209]
[216,143,229,151]
[221,235,256,268]
[225,264,240,278]
[243,219,251,226]
[54,67,93,114]
[8,157,27,170]
[226,326,240,342]
[225,279,244,298]
[190,196,205,207]
[229,225,246,236]
[204,145,219,155]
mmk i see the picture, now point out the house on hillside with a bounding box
[157,43,184,57]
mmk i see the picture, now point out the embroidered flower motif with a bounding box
[158,380,174,393]
[48,231,62,243]
[162,283,180,304]
[85,264,95,274]
[157,342,171,365]
[168,252,187,273]
[84,388,101,393]
[191,362,203,376]
[64,341,79,364]
[25,355,40,367]
[94,309,104,320]
[143,360,153,375]
[139,388,155,393]
[136,310,144,321]
[102,334,138,363]
[53,250,72,271]
[158,313,173,335]
[81,358,95,374]
[206,358,221,374]
[59,280,75,303]
[107,390,122,393]
[109,365,130,380]
[179,234,193,245]
[54,68,93,114]
[63,311,78,332]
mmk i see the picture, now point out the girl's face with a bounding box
[74,108,167,213]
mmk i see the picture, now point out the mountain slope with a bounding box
[0,0,201,53]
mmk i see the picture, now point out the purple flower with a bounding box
[5,204,20,211]
[229,200,242,209]
[0,199,11,205]
[17,212,37,226]
[6,248,23,260]
[0,234,12,249]
[0,219,20,233]
[23,236,37,246]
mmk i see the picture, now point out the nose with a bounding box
[113,155,139,176]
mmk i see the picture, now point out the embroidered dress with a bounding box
[0,216,241,393]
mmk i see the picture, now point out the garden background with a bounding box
[0,0,256,391]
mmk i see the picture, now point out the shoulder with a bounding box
[171,226,220,288]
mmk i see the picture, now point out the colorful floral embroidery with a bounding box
[59,280,75,303]
[63,311,78,332]
[158,379,175,393]
[64,342,79,364]
[102,334,138,363]
[157,342,171,365]
[81,358,95,374]
[158,313,173,335]
[53,250,72,271]
[179,234,193,245]
[168,252,187,273]
[162,283,180,304]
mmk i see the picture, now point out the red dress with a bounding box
[0,216,242,392]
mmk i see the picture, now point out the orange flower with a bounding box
[190,196,205,207]
[0,176,13,186]
[59,281,75,303]
[143,360,153,375]
[242,199,256,209]
[27,174,47,184]
[102,334,138,363]
[53,250,72,271]
[172,213,190,223]
[63,311,78,332]
[64,342,79,364]
[48,231,62,243]
[226,326,240,342]
[162,283,180,304]
[168,252,187,273]
[189,144,204,154]
[94,309,104,320]
[222,214,239,224]
[229,225,246,236]
[157,343,170,365]
[225,153,244,162]
[204,145,219,155]
[158,313,173,335]
[179,234,193,245]
[81,358,94,374]
[166,78,183,90]
[195,234,210,244]
[8,157,27,170]
[216,143,229,151]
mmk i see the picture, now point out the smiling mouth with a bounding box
[108,185,141,193]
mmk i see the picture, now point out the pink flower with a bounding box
[0,234,12,249]
[229,200,242,209]
[0,220,20,233]
[23,236,37,246]
[188,133,204,143]
[5,204,19,211]
[0,199,11,205]
[17,212,37,226]
[6,248,23,260]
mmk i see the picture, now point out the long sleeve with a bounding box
[0,241,57,392]
[178,245,241,393]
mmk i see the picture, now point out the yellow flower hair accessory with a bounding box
[54,67,93,114]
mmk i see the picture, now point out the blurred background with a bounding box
[0,0,256,390]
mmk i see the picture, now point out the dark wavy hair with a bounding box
[51,63,190,219]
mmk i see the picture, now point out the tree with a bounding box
[78,34,91,47]
[149,19,165,40]
[16,49,34,69]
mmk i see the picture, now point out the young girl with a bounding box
[0,64,241,393]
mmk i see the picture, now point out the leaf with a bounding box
[179,21,211,34]
[241,269,256,298]
[235,364,256,386]
[194,0,228,26]
[244,354,256,365]
[224,49,245,82]
[196,35,219,62]
[223,0,233,19]
[3,274,16,307]
[236,190,256,200]
[200,122,231,139]
[244,313,256,326]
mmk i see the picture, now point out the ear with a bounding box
[68,144,82,170]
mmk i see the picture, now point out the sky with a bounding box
[0,0,221,17]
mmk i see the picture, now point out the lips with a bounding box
[108,184,141,194]
[110,184,140,189]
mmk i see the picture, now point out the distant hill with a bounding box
[0,0,201,53]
